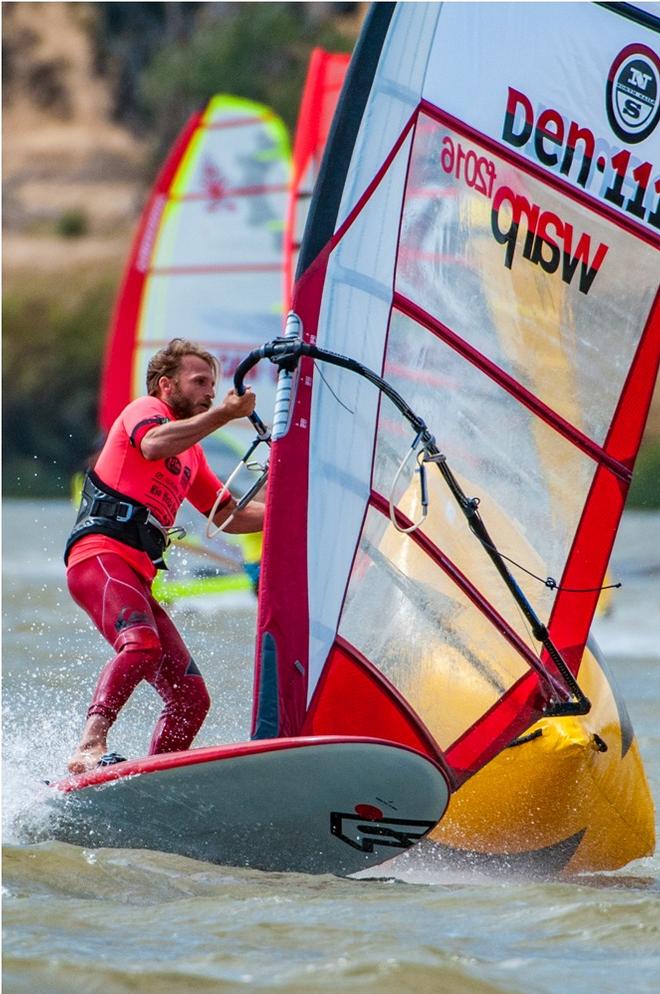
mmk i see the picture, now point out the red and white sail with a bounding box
[253,2,660,788]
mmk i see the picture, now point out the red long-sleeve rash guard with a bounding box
[67,396,230,582]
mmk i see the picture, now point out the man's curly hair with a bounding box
[146,338,219,396]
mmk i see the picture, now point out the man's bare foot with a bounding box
[68,715,112,774]
[68,743,106,775]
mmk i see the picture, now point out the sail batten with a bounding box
[392,291,635,479]
[368,491,557,674]
[173,186,289,201]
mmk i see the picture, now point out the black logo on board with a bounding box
[606,44,660,143]
[330,812,436,853]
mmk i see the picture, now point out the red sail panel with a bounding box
[251,256,327,739]
[302,639,449,773]
[548,290,660,673]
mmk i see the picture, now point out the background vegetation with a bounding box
[91,2,354,160]
[628,440,660,509]
[3,270,119,496]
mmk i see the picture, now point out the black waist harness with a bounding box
[64,470,172,570]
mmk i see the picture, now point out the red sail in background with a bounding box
[283,48,350,304]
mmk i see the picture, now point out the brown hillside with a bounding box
[3,1,147,274]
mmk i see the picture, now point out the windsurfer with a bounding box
[64,338,264,774]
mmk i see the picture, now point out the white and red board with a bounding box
[47,737,450,875]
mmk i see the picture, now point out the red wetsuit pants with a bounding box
[67,553,210,754]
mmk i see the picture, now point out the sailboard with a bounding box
[47,738,449,874]
[98,94,291,599]
[249,2,658,873]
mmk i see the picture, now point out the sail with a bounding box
[283,48,350,302]
[253,2,660,789]
[100,94,290,468]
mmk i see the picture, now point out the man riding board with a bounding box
[64,338,264,774]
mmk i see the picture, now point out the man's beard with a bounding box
[168,383,209,419]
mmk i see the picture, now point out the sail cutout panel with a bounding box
[337,506,531,744]
[255,2,660,787]
[100,94,290,459]
[374,309,600,652]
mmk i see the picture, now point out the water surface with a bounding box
[3,501,659,994]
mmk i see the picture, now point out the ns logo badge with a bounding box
[606,44,660,143]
